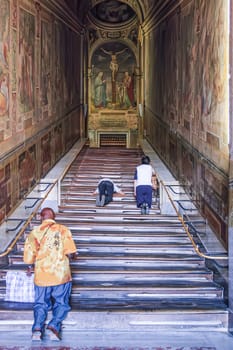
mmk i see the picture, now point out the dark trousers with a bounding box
[98,180,114,205]
[136,185,153,208]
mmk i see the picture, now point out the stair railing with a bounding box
[0,140,87,259]
[0,181,58,258]
[160,180,228,261]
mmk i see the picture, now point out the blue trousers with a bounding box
[136,185,153,208]
[32,281,72,333]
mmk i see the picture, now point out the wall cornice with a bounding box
[142,0,191,35]
[38,0,84,33]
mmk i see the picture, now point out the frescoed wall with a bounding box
[144,0,229,246]
[0,0,83,222]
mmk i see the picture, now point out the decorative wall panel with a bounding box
[18,145,36,198]
[0,0,82,223]
[144,0,229,247]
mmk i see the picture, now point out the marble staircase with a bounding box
[0,146,228,332]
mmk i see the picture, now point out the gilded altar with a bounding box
[88,109,139,148]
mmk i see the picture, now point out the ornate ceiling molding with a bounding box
[89,0,143,24]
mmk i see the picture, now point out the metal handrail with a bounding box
[37,182,53,192]
[0,182,58,258]
[175,199,199,212]
[5,219,27,233]
[0,144,84,258]
[25,197,43,210]
[166,184,186,195]
[161,180,228,261]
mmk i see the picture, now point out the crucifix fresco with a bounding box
[91,42,136,110]
[100,47,128,103]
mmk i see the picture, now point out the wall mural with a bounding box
[52,22,79,116]
[91,42,136,111]
[41,20,51,108]
[19,9,35,113]
[0,0,82,223]
[54,124,63,162]
[0,163,11,220]
[144,0,228,247]
[0,0,9,118]
[18,146,36,198]
[40,132,51,177]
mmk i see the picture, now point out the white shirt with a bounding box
[134,164,154,187]
[96,178,121,193]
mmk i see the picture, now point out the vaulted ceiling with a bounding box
[64,0,174,27]
[60,0,180,66]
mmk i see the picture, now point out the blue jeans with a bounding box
[32,281,72,333]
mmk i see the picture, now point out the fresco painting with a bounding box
[11,29,17,92]
[0,0,10,118]
[91,42,136,111]
[165,16,178,124]
[19,9,35,113]
[0,0,82,221]
[54,124,63,162]
[12,0,17,28]
[0,163,11,220]
[197,0,227,122]
[18,146,36,198]
[41,20,51,107]
[41,132,51,176]
[180,2,195,123]
[71,33,80,106]
[53,22,63,116]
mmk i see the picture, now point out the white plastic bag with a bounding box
[5,270,35,302]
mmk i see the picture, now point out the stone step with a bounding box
[0,267,213,282]
[54,215,183,225]
[0,282,224,304]
[72,245,197,255]
[69,270,214,282]
[21,232,191,244]
[7,255,206,268]
[61,224,186,233]
[0,145,227,333]
[66,285,224,302]
[16,239,197,252]
[58,206,160,214]
[0,308,228,332]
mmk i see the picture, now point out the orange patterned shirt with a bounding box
[23,219,77,287]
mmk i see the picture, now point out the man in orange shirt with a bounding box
[24,207,77,341]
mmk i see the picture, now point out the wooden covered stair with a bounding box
[0,146,228,331]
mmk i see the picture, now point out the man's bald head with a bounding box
[40,207,55,220]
